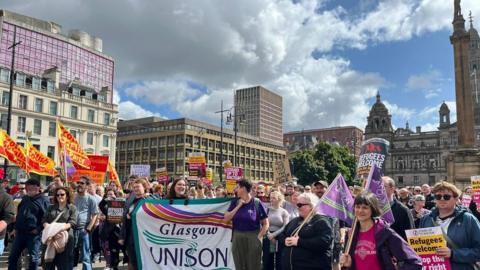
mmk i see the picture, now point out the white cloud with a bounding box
[406,69,444,99]
[2,0,478,130]
[113,89,165,120]
[383,101,416,121]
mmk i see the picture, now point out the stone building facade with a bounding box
[0,10,117,182]
[364,5,480,188]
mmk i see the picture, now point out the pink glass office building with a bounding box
[0,11,114,102]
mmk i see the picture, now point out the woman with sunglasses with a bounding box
[340,192,422,270]
[419,181,480,270]
[42,187,77,270]
[278,193,334,270]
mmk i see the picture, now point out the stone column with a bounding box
[450,13,475,147]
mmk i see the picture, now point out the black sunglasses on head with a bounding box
[297,203,310,208]
[56,193,66,197]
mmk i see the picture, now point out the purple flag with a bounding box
[64,146,76,176]
[316,174,355,225]
[365,164,395,224]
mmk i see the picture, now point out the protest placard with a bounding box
[356,137,389,177]
[155,167,168,183]
[273,159,292,184]
[471,176,480,205]
[131,164,151,178]
[107,199,125,224]
[406,227,451,270]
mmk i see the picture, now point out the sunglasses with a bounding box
[414,190,421,192]
[297,203,310,208]
[19,188,25,190]
[78,182,86,185]
[434,194,453,201]
[56,193,66,197]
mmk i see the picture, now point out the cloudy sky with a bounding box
[3,0,480,132]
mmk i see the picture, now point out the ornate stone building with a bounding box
[364,5,480,188]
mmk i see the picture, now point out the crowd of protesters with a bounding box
[0,174,477,270]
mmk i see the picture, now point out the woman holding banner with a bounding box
[340,192,421,270]
[119,178,151,270]
[419,181,480,270]
[279,192,333,270]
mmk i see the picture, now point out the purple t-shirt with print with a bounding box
[228,198,268,232]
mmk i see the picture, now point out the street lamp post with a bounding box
[215,100,230,182]
[227,110,245,167]
[3,26,22,180]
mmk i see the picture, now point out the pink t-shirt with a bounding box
[354,226,382,270]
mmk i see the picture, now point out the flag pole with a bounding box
[25,131,31,179]
[63,144,68,184]
[343,173,368,257]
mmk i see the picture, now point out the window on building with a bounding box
[47,146,55,160]
[19,95,28,110]
[88,110,95,123]
[398,176,404,186]
[15,73,25,87]
[49,101,58,115]
[413,176,419,185]
[47,80,55,93]
[48,122,56,137]
[0,69,9,82]
[104,113,110,125]
[0,114,7,130]
[70,106,78,119]
[33,119,42,135]
[72,87,81,96]
[32,77,41,90]
[1,92,9,106]
[17,117,26,133]
[34,98,43,113]
[87,132,94,145]
[103,135,109,147]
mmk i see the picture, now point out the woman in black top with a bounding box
[119,178,151,270]
[42,186,77,270]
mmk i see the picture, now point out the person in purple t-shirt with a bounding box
[224,179,269,270]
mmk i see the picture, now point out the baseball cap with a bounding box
[314,180,328,188]
[25,179,41,187]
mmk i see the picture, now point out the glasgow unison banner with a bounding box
[133,198,235,270]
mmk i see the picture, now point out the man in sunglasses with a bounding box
[73,176,99,270]
[8,179,49,270]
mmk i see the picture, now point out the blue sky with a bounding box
[3,0,480,132]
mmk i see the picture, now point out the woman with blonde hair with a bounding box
[264,190,289,270]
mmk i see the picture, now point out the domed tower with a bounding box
[365,92,394,140]
[439,101,451,128]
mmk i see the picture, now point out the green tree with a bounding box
[290,142,357,186]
